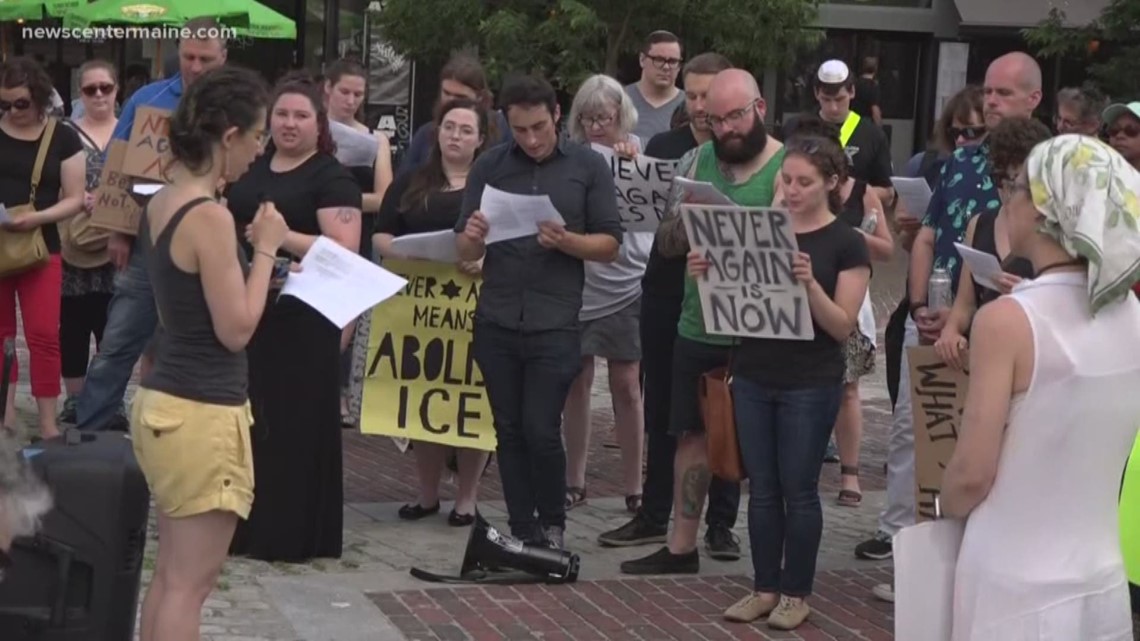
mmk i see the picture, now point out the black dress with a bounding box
[970,210,1035,309]
[225,151,363,561]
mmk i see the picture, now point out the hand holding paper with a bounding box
[674,177,734,206]
[953,242,1008,292]
[478,185,566,244]
[280,236,408,329]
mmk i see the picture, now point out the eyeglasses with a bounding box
[254,130,269,146]
[707,99,759,129]
[81,83,115,97]
[1108,124,1140,138]
[644,54,682,70]
[578,113,616,128]
[950,126,986,141]
[0,98,31,111]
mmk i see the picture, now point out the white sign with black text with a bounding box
[592,144,677,233]
[681,205,813,340]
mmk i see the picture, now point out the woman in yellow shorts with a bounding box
[129,66,288,641]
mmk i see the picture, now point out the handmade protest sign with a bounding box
[680,205,813,340]
[121,106,173,182]
[907,346,968,522]
[593,144,676,232]
[90,140,143,235]
[360,259,495,451]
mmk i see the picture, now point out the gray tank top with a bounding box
[139,196,250,405]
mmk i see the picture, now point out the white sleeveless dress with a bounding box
[951,272,1140,641]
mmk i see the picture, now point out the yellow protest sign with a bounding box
[360,259,496,451]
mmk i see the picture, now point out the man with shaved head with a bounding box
[859,51,1042,602]
[619,68,786,579]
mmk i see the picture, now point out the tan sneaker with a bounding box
[724,592,779,622]
[767,596,810,630]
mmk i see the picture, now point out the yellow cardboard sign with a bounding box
[1122,431,1140,585]
[360,259,495,451]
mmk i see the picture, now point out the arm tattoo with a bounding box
[334,207,360,224]
[679,464,711,519]
[655,148,700,258]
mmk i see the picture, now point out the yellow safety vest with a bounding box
[1123,431,1140,585]
[839,111,861,148]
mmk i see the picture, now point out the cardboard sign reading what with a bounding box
[90,140,143,235]
[121,106,172,182]
[907,346,969,522]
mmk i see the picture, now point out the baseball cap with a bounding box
[817,60,850,85]
[1102,102,1140,125]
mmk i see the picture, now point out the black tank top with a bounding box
[139,196,251,405]
[839,179,867,229]
[970,210,1035,308]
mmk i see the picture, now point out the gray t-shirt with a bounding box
[625,83,685,142]
[581,231,653,321]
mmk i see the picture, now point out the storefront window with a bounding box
[305,0,326,70]
[337,0,366,62]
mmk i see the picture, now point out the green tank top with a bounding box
[677,142,786,345]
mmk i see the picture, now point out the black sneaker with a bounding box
[704,525,741,561]
[57,397,77,425]
[620,546,699,575]
[823,439,840,463]
[854,532,893,560]
[543,526,565,550]
[598,513,667,547]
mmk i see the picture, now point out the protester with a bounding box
[783,116,894,508]
[621,69,784,575]
[373,97,491,526]
[0,56,85,440]
[860,52,1042,603]
[75,17,227,432]
[783,59,893,205]
[943,135,1140,639]
[130,64,279,641]
[625,31,685,141]
[1054,86,1105,136]
[934,117,1052,369]
[851,55,882,125]
[1103,102,1140,171]
[598,52,743,558]
[399,52,510,175]
[689,130,870,629]
[57,60,119,425]
[563,74,648,513]
[226,73,362,562]
[456,74,623,549]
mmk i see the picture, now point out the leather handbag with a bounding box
[698,358,746,482]
[0,118,57,277]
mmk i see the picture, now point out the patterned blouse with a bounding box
[61,120,115,297]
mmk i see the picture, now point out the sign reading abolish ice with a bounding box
[360,259,496,451]
[592,144,676,232]
[680,205,813,340]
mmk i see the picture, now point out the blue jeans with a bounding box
[76,247,157,430]
[732,376,843,596]
[472,320,581,540]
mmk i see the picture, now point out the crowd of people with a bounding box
[0,15,1138,641]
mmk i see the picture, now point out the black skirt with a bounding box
[230,296,343,561]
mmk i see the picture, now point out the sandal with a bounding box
[837,465,862,507]
[625,494,642,513]
[565,486,587,510]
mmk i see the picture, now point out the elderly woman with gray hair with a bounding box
[562,74,650,513]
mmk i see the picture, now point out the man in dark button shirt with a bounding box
[598,52,743,561]
[455,74,624,549]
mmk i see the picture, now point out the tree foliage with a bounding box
[374,0,821,92]
[1024,0,1140,99]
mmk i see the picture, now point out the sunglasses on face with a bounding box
[950,126,985,140]
[1108,124,1140,138]
[81,83,115,97]
[0,98,31,111]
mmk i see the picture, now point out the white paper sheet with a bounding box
[132,183,163,196]
[280,236,408,329]
[479,185,566,244]
[674,176,734,206]
[954,242,1004,292]
[892,176,934,218]
[389,230,459,263]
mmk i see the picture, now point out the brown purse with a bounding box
[698,353,746,482]
[0,118,57,277]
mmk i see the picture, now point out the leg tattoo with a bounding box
[680,464,710,519]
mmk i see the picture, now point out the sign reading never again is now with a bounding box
[907,346,968,522]
[681,205,813,340]
[360,259,495,451]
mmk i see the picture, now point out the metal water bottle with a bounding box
[928,267,953,311]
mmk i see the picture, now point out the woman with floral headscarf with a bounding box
[942,135,1140,639]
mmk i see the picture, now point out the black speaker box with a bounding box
[0,430,150,641]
